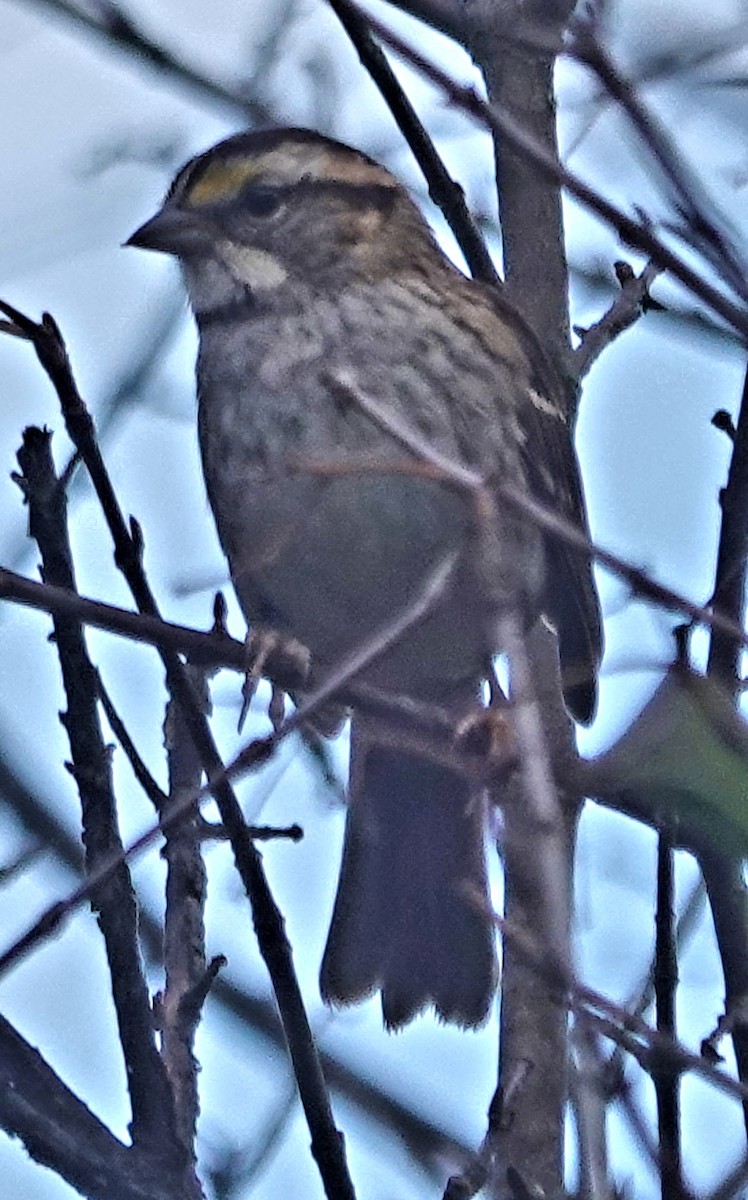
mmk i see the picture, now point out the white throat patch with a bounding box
[219,241,288,290]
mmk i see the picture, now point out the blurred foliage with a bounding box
[590,664,748,858]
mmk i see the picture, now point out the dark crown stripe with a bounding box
[168,127,381,202]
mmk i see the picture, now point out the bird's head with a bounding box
[127,127,436,313]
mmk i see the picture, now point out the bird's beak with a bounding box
[125,204,205,255]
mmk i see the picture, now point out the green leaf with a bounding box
[586,666,748,857]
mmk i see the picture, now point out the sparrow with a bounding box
[127,127,601,1028]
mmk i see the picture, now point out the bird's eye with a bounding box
[243,187,282,218]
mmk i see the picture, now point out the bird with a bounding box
[127,126,602,1029]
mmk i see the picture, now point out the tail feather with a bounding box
[320,728,497,1029]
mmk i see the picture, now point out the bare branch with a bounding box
[653,835,683,1194]
[15,427,178,1156]
[338,2,748,339]
[97,675,170,810]
[327,0,501,286]
[708,361,748,693]
[701,358,748,1133]
[572,260,663,379]
[0,1015,192,1200]
[464,0,574,354]
[571,1025,616,1200]
[497,913,748,1111]
[1,303,356,1200]
[569,13,748,306]
[158,664,211,1162]
[0,752,475,1179]
[23,0,269,122]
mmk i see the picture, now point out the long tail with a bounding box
[319,724,498,1029]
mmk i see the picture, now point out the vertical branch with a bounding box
[14,427,179,1159]
[0,1014,187,1200]
[158,665,210,1169]
[0,304,356,1197]
[465,0,576,357]
[460,3,581,1190]
[327,0,501,286]
[705,361,748,1135]
[709,366,748,693]
[10,307,357,1200]
[493,618,577,1196]
[571,1023,615,1200]
[653,834,683,1196]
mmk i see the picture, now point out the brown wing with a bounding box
[505,300,603,724]
[445,271,602,723]
[524,404,602,725]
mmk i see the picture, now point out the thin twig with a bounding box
[600,1028,692,1199]
[0,1014,192,1200]
[569,13,748,306]
[15,427,178,1156]
[0,747,475,1178]
[572,260,663,378]
[342,0,748,340]
[571,1024,615,1200]
[702,359,748,1135]
[197,817,303,843]
[654,833,683,1197]
[2,303,356,1200]
[158,663,211,1162]
[603,876,707,1091]
[204,1079,298,1199]
[708,362,748,693]
[24,0,269,123]
[708,1151,748,1200]
[326,0,501,286]
[0,564,287,673]
[497,611,571,977]
[97,673,169,811]
[495,911,748,1111]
